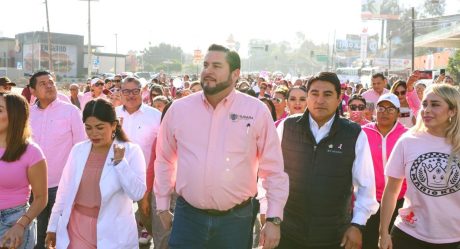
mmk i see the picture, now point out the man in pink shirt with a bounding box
[29,71,86,249]
[154,44,289,249]
[362,73,390,107]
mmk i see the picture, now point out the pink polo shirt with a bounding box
[0,142,45,210]
[30,99,86,188]
[361,88,390,106]
[154,90,289,218]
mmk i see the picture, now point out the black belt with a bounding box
[179,196,252,216]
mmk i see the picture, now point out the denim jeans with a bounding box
[169,196,253,249]
[0,204,36,249]
[31,186,58,249]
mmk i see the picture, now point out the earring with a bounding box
[112,132,116,139]
[449,116,452,123]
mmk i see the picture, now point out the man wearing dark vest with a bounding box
[276,72,379,249]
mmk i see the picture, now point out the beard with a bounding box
[201,75,233,95]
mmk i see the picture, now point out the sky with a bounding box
[1,0,459,58]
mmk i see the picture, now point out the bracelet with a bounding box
[15,222,26,230]
[21,214,32,223]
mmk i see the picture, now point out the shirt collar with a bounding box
[122,103,145,114]
[200,88,237,109]
[35,98,58,110]
[309,113,336,131]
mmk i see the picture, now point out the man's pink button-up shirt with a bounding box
[30,99,86,187]
[154,90,289,219]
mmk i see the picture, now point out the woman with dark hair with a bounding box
[260,97,277,122]
[0,93,47,249]
[347,94,371,126]
[390,76,420,128]
[149,84,165,106]
[45,99,146,249]
[274,86,308,127]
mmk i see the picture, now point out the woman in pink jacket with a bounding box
[361,93,408,249]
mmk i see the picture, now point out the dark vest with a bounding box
[281,111,361,246]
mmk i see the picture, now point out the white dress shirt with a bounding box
[116,104,161,165]
[276,114,379,225]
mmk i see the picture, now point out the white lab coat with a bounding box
[47,140,146,249]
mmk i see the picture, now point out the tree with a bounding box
[142,43,183,71]
[421,0,446,18]
[447,50,460,82]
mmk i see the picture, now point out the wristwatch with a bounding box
[266,217,282,225]
[350,223,365,233]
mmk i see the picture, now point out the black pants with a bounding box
[362,198,404,249]
[278,236,342,249]
[31,187,58,249]
[391,226,460,249]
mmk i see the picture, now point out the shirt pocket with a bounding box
[225,121,253,153]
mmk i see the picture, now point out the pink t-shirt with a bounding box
[385,131,460,244]
[0,142,45,210]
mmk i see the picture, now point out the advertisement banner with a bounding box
[361,0,400,20]
[22,43,77,77]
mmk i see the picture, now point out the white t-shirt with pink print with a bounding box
[385,131,460,244]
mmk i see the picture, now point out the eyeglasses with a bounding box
[113,80,121,83]
[349,104,366,111]
[121,88,141,96]
[260,86,267,90]
[94,82,104,87]
[377,106,398,114]
[394,90,406,96]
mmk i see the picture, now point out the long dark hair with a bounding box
[82,99,129,142]
[0,93,31,162]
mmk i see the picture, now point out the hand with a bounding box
[259,222,280,249]
[45,232,56,249]
[140,194,151,218]
[112,144,125,162]
[340,225,362,249]
[158,211,173,230]
[260,213,266,226]
[406,72,420,92]
[378,233,392,249]
[1,224,25,249]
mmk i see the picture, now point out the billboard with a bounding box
[22,43,77,77]
[361,0,401,20]
[336,34,378,54]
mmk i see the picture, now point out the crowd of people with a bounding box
[0,43,459,249]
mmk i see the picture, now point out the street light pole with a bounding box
[114,33,118,73]
[44,0,53,72]
[388,31,392,76]
[411,7,415,71]
[80,0,98,78]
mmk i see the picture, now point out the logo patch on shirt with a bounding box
[229,113,254,122]
[410,152,460,197]
[327,144,343,154]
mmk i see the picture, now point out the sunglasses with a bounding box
[94,82,104,87]
[394,90,406,96]
[349,104,366,111]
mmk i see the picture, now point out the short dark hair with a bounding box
[372,73,386,81]
[306,72,341,98]
[29,71,52,89]
[0,93,31,162]
[207,44,241,72]
[348,94,367,106]
[82,99,129,142]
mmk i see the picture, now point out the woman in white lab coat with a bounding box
[45,99,146,249]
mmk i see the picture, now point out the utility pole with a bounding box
[411,7,415,71]
[80,0,98,78]
[44,0,53,72]
[388,31,392,76]
[114,33,118,73]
